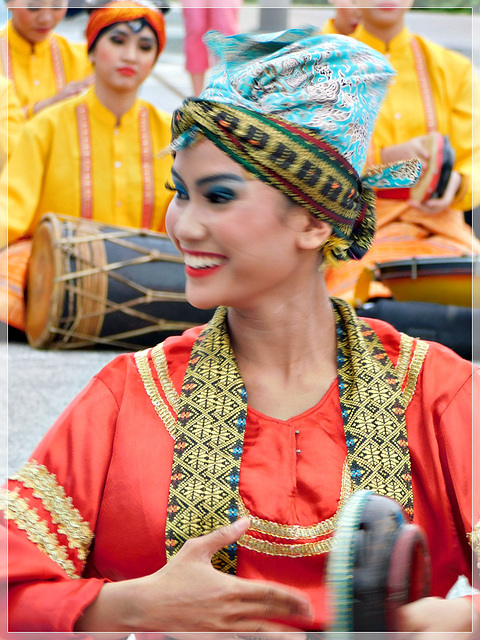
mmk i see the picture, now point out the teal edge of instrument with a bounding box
[325,489,374,637]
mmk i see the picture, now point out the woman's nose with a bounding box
[122,40,140,62]
[171,202,207,243]
[36,10,55,27]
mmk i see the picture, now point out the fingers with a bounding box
[183,518,251,559]
[234,581,313,622]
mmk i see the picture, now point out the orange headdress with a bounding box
[86,0,166,56]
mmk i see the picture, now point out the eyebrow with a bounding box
[171,169,245,187]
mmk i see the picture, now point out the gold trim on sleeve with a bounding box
[402,340,429,407]
[10,460,93,563]
[468,518,480,570]
[395,333,414,388]
[135,348,176,438]
[394,334,429,409]
[151,343,181,413]
[0,488,80,579]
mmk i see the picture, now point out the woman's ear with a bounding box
[297,215,332,251]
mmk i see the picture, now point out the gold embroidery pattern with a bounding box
[152,343,181,414]
[394,333,428,409]
[468,519,480,570]
[334,299,414,517]
[402,340,429,407]
[395,333,414,389]
[238,533,334,558]
[239,459,352,542]
[10,460,93,563]
[166,307,247,575]
[135,348,176,438]
[0,488,80,579]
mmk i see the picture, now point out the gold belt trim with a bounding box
[238,459,352,543]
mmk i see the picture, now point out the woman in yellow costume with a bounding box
[1,0,93,118]
[0,0,173,332]
[325,0,480,304]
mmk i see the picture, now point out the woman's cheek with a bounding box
[165,202,180,243]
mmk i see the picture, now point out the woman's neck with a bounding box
[94,82,137,124]
[227,278,338,420]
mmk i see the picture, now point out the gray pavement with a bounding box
[3,5,480,481]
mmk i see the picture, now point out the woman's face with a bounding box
[89,23,158,93]
[166,138,326,311]
[9,0,67,44]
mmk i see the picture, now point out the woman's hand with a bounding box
[32,75,94,115]
[395,596,479,639]
[381,135,432,168]
[381,135,462,214]
[408,170,462,214]
[75,518,313,639]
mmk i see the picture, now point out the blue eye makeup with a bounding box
[165,181,188,200]
[204,186,237,204]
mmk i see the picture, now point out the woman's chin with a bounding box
[186,292,221,311]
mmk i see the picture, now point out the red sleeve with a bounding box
[435,365,479,592]
[1,356,129,634]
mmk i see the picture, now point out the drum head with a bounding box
[25,215,65,348]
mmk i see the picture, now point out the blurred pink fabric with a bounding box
[181,0,243,74]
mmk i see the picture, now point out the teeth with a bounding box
[184,254,226,269]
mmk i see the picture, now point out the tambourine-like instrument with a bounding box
[377,132,455,203]
[25,214,214,349]
[326,490,431,633]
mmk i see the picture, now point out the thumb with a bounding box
[194,517,251,559]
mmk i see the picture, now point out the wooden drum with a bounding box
[25,214,214,349]
[373,255,480,308]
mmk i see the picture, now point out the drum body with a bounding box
[26,214,214,349]
[374,255,479,308]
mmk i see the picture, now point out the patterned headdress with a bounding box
[86,0,166,55]
[171,29,420,264]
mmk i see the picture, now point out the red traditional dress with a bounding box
[1,304,478,635]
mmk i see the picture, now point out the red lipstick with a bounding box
[117,67,136,76]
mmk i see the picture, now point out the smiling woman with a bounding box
[1,26,479,638]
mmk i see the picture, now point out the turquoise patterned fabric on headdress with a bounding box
[176,28,420,191]
[171,29,421,263]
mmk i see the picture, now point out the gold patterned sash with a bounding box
[164,300,415,573]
